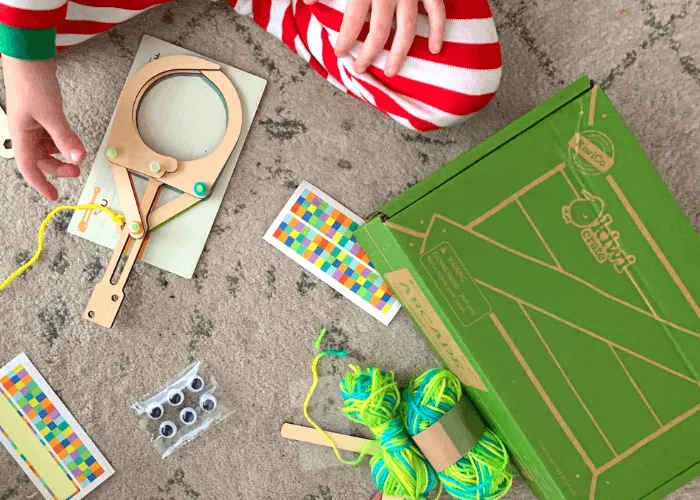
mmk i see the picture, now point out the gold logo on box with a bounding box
[568,130,615,175]
[562,190,636,273]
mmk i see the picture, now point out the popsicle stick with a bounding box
[281,424,409,500]
[281,423,380,455]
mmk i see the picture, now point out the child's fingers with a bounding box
[22,166,57,201]
[354,0,395,73]
[38,109,86,165]
[386,0,418,77]
[371,493,382,500]
[14,134,58,201]
[422,0,445,53]
[38,156,81,178]
[39,134,60,155]
[12,128,59,200]
[335,0,371,57]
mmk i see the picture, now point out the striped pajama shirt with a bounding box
[0,0,502,131]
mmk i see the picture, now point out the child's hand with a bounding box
[304,0,445,77]
[3,55,85,201]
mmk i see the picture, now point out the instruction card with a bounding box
[264,182,401,325]
[0,353,114,499]
[68,35,267,279]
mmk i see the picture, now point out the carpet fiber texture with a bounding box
[1,0,699,498]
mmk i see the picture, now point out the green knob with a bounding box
[106,147,118,159]
[193,182,208,197]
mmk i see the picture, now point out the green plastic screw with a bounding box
[149,161,161,174]
[193,182,208,197]
[106,147,118,159]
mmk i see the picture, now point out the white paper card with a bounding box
[0,353,114,500]
[264,181,401,325]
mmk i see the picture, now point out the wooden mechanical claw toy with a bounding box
[84,55,242,328]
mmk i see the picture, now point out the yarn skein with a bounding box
[340,365,439,500]
[403,369,513,500]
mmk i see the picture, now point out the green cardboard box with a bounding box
[355,77,700,500]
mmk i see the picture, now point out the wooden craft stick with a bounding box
[83,179,161,327]
[281,423,379,455]
[282,424,410,500]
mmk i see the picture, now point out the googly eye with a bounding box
[146,402,164,420]
[179,407,198,425]
[167,389,184,406]
[187,375,204,393]
[159,420,177,438]
[199,394,217,413]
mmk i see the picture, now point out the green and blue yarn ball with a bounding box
[340,366,437,500]
[403,369,513,500]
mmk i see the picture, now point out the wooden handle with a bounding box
[84,179,161,328]
[83,228,145,327]
[280,423,379,455]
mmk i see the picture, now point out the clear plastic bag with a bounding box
[132,360,232,458]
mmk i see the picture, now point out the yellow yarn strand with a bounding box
[302,329,377,466]
[0,204,125,291]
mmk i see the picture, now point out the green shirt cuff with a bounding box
[0,25,56,60]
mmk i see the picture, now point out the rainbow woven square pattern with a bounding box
[290,188,371,265]
[273,214,396,314]
[1,365,105,488]
[265,182,401,324]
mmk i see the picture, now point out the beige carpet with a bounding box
[1,0,699,498]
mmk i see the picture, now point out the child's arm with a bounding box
[1,1,86,201]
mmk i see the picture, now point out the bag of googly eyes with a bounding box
[131,360,232,458]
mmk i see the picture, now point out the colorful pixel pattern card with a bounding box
[0,353,114,499]
[264,182,401,325]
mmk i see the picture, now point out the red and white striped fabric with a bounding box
[57,1,170,49]
[1,0,501,131]
[230,0,502,130]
